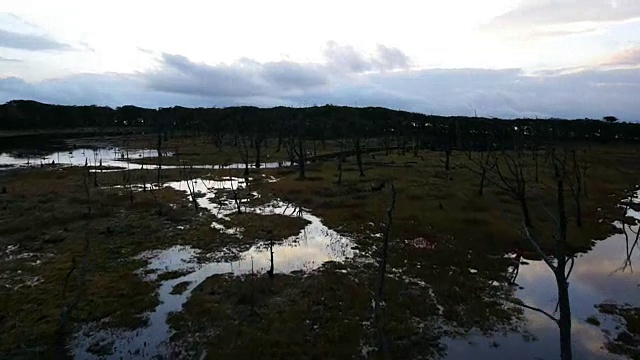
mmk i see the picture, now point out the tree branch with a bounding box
[522,222,557,272]
[501,297,559,325]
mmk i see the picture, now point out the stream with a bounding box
[72,177,356,359]
[5,145,637,359]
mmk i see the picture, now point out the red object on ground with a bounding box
[411,237,437,250]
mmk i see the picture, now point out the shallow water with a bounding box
[20,144,633,358]
[0,147,164,169]
[72,179,355,359]
[0,146,290,171]
[444,192,640,360]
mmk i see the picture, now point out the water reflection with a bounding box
[0,147,164,169]
[444,191,640,360]
[72,179,355,359]
[0,147,290,171]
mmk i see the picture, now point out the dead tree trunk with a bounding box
[553,159,573,360]
[157,132,162,185]
[355,138,365,177]
[444,148,452,171]
[268,238,274,279]
[337,147,344,185]
[516,154,573,360]
[292,138,306,180]
[569,150,584,227]
[239,136,250,177]
[374,182,396,357]
[254,137,262,169]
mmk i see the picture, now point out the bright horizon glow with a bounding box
[1,0,640,120]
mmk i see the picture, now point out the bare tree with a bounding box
[336,142,345,185]
[567,149,589,227]
[374,182,396,357]
[238,135,251,177]
[253,135,265,169]
[53,170,92,358]
[462,149,497,196]
[504,150,574,360]
[285,136,307,180]
[353,137,366,177]
[492,149,533,228]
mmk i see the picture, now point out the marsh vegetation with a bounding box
[0,102,639,359]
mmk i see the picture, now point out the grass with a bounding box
[254,144,640,256]
[1,136,638,358]
[0,166,217,357]
[168,262,522,359]
[171,281,191,295]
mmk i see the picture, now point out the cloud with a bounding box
[144,53,328,98]
[323,41,372,73]
[323,41,410,73]
[1,49,639,121]
[373,44,411,70]
[0,28,72,51]
[489,0,640,29]
[0,56,22,62]
[602,46,640,67]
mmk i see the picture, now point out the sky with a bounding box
[1,0,639,120]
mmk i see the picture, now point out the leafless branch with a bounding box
[501,297,559,325]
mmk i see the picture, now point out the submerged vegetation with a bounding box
[0,101,639,359]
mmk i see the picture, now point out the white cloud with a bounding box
[2,48,639,121]
[488,0,640,28]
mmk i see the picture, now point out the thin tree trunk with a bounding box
[374,183,396,358]
[337,151,344,184]
[575,196,582,227]
[254,138,261,169]
[298,139,306,180]
[356,138,365,177]
[445,149,451,171]
[554,163,573,360]
[520,195,533,228]
[157,132,162,185]
[556,271,572,360]
[268,239,274,279]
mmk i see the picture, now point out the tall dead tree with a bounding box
[567,149,588,227]
[502,149,574,360]
[336,142,345,184]
[238,135,251,177]
[353,137,366,177]
[283,113,308,180]
[462,149,497,196]
[492,148,533,228]
[374,182,396,357]
[254,135,264,169]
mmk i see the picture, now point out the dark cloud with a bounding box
[261,61,328,91]
[144,53,328,98]
[323,41,410,72]
[373,45,411,70]
[323,41,372,73]
[487,0,640,33]
[0,28,73,51]
[2,53,639,121]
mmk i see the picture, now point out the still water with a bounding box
[445,193,640,360]
[8,145,635,359]
[72,178,355,359]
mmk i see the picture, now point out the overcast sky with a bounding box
[1,1,639,120]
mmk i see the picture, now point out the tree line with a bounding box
[1,100,639,146]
